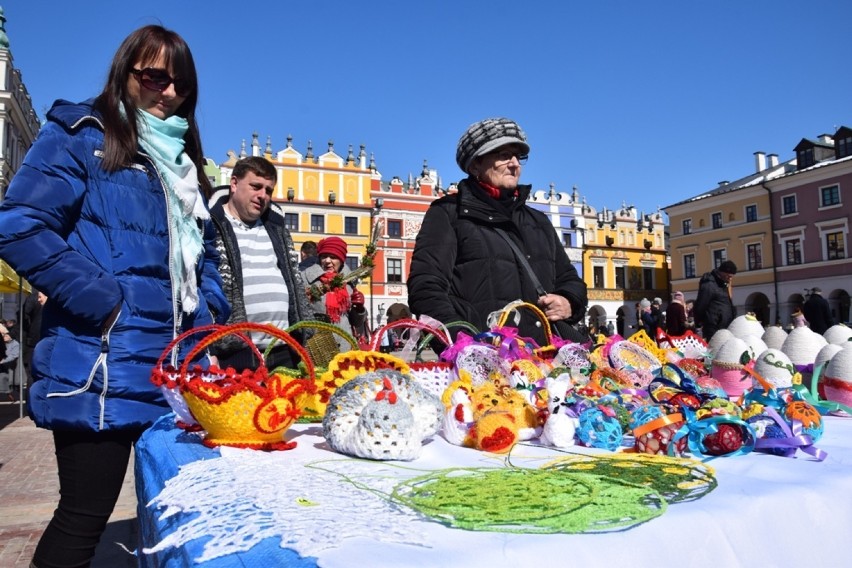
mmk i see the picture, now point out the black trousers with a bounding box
[32,428,143,568]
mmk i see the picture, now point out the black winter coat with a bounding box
[408,178,587,346]
[694,269,735,339]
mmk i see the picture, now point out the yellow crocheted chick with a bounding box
[469,410,518,454]
[470,380,540,441]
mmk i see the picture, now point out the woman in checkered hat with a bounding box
[408,117,588,346]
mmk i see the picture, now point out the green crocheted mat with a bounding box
[391,453,716,534]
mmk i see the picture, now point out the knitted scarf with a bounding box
[135,110,209,314]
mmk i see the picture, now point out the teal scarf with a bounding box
[136,110,208,314]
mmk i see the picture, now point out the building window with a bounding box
[821,185,840,207]
[562,232,572,247]
[682,219,691,235]
[747,243,762,270]
[642,268,653,290]
[283,212,298,231]
[782,195,797,215]
[614,266,625,289]
[310,214,324,233]
[593,266,604,288]
[344,216,358,235]
[684,254,696,279]
[827,231,846,260]
[345,256,359,272]
[711,212,722,229]
[745,205,757,222]
[387,258,402,283]
[797,147,815,168]
[712,249,727,268]
[839,135,852,159]
[785,239,802,265]
[387,219,402,238]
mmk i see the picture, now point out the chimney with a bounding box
[754,151,766,172]
[768,153,779,168]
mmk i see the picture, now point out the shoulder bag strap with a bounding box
[493,227,547,297]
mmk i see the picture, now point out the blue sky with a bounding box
[3,1,850,217]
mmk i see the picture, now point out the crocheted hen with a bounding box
[323,370,443,461]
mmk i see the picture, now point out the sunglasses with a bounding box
[130,67,192,98]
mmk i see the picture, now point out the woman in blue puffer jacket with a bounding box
[0,25,229,568]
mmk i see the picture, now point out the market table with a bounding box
[136,414,852,567]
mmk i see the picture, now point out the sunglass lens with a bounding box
[141,69,171,91]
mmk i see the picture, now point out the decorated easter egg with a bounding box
[753,349,796,390]
[761,326,788,350]
[823,324,852,346]
[822,347,852,409]
[707,329,734,357]
[629,405,686,457]
[727,314,765,339]
[703,424,744,455]
[576,407,623,451]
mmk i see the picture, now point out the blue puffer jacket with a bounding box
[0,99,230,432]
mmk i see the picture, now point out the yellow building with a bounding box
[579,203,668,336]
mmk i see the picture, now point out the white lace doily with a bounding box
[143,449,432,563]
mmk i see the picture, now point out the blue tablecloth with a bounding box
[136,414,852,567]
[135,417,318,567]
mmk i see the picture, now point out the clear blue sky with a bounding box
[3,1,851,217]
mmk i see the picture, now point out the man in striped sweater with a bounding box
[208,157,313,371]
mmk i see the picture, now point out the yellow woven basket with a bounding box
[153,323,316,450]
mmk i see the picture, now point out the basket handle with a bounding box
[494,301,553,346]
[179,322,315,381]
[368,317,450,352]
[283,319,359,352]
[154,324,262,371]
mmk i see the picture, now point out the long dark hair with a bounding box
[93,25,212,198]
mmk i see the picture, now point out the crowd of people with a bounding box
[0,22,841,568]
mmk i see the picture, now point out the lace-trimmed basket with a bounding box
[150,323,316,450]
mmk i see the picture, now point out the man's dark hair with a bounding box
[301,241,317,256]
[232,156,276,182]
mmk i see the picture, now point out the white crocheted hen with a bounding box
[322,370,444,461]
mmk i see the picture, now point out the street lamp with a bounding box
[369,197,383,330]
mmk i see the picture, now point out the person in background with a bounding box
[208,156,313,371]
[685,300,696,330]
[4,318,19,340]
[694,260,737,340]
[605,320,615,337]
[408,117,587,346]
[651,298,664,332]
[299,240,319,271]
[302,236,367,349]
[666,291,688,336]
[22,290,47,387]
[802,287,833,335]
[791,307,808,328]
[639,298,656,336]
[0,25,229,567]
[0,327,20,399]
